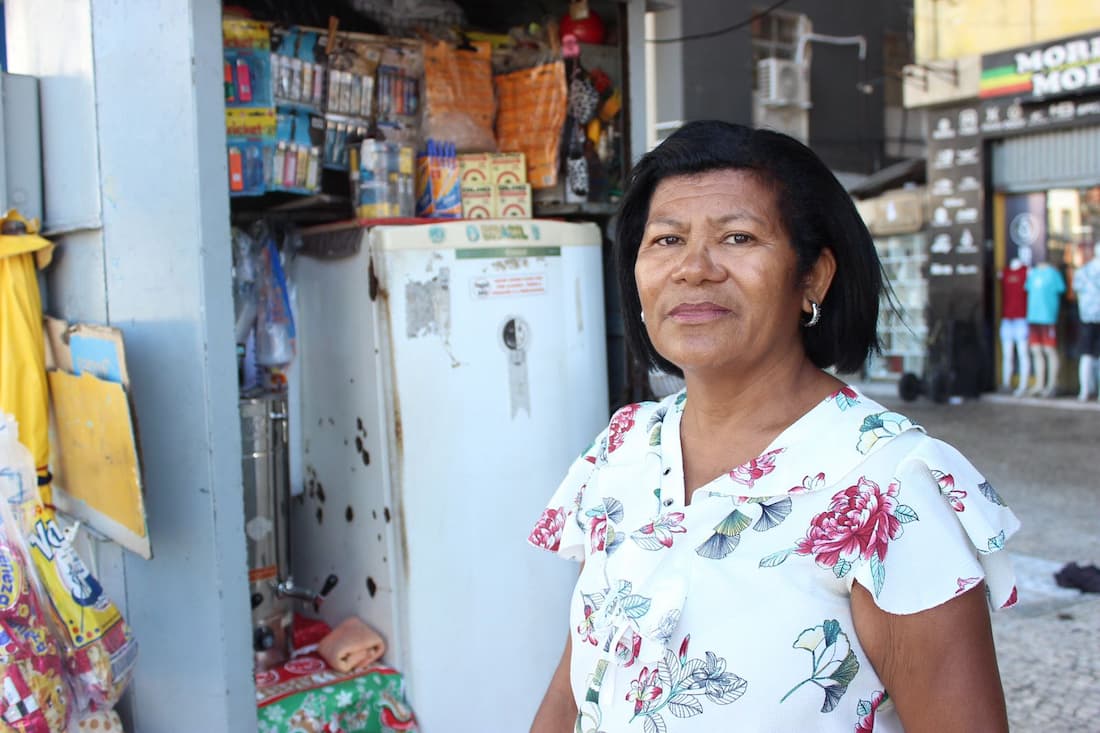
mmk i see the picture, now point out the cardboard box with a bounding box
[461,184,496,219]
[489,152,527,185]
[458,153,491,184]
[496,183,532,218]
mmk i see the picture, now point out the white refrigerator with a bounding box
[290,219,609,731]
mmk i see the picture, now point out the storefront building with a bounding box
[906,26,1100,397]
[4,1,649,731]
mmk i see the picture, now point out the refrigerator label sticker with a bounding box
[471,273,547,299]
[405,268,451,339]
[456,246,560,260]
[467,223,536,242]
[500,317,531,417]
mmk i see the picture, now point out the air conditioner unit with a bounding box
[757,58,810,108]
[754,104,809,144]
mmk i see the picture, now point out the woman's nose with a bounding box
[672,241,724,283]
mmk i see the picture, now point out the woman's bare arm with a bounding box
[851,581,1009,732]
[530,631,576,733]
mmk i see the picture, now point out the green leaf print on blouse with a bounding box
[981,530,1007,554]
[695,496,793,560]
[695,509,751,559]
[781,619,860,713]
[647,406,667,447]
[627,635,747,730]
[979,480,1007,506]
[856,411,915,454]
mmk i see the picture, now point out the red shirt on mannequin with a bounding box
[1002,264,1028,319]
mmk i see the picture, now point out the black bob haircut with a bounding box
[614,120,884,377]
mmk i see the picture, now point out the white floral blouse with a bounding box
[528,385,1020,733]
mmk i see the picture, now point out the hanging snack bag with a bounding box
[0,416,137,711]
[0,417,73,732]
[495,61,568,189]
[422,40,496,152]
[18,503,138,711]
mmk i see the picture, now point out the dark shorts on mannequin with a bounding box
[1029,324,1057,348]
[1079,323,1100,357]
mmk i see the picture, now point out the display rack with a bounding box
[869,231,929,379]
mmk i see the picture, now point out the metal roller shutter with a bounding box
[991,124,1100,192]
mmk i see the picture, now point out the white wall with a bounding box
[5,1,255,730]
[648,4,686,145]
[626,0,652,162]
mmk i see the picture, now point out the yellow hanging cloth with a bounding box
[0,209,55,502]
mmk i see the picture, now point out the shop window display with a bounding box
[998,186,1100,398]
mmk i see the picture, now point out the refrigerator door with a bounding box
[291,240,404,664]
[371,220,608,731]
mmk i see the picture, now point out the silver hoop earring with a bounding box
[641,311,646,324]
[803,301,821,328]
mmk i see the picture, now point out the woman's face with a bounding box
[635,168,832,376]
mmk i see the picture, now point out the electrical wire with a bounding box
[646,0,793,44]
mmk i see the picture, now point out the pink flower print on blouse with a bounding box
[730,449,785,488]
[789,472,826,495]
[607,403,641,454]
[955,576,981,595]
[615,630,643,667]
[577,603,599,646]
[1001,585,1018,609]
[855,690,887,732]
[793,477,918,596]
[632,511,687,550]
[932,470,967,512]
[529,506,566,552]
[589,513,608,552]
[626,666,662,715]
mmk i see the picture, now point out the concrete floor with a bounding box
[862,384,1100,731]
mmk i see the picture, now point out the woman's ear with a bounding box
[803,247,837,310]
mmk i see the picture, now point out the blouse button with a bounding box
[663,468,671,476]
[663,498,674,507]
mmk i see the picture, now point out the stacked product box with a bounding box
[458,153,532,219]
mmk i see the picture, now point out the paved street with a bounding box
[865,385,1100,731]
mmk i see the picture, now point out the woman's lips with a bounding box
[667,302,731,323]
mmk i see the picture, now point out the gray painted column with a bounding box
[6,1,255,730]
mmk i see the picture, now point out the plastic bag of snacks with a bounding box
[0,417,73,732]
[0,415,137,712]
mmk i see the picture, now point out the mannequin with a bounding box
[1000,257,1030,395]
[1072,243,1100,401]
[1025,259,1066,397]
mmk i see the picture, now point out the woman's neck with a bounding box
[681,354,838,428]
[676,356,840,498]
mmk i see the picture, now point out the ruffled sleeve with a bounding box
[851,435,1021,614]
[526,429,606,562]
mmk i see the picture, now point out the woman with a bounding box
[528,121,1018,732]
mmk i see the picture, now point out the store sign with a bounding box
[981,31,1100,100]
[979,93,1100,137]
[924,104,984,286]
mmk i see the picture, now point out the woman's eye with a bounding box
[654,235,681,246]
[726,233,752,244]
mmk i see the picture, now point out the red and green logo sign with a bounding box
[980,32,1100,99]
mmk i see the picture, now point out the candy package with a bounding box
[0,418,73,732]
[0,415,137,712]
